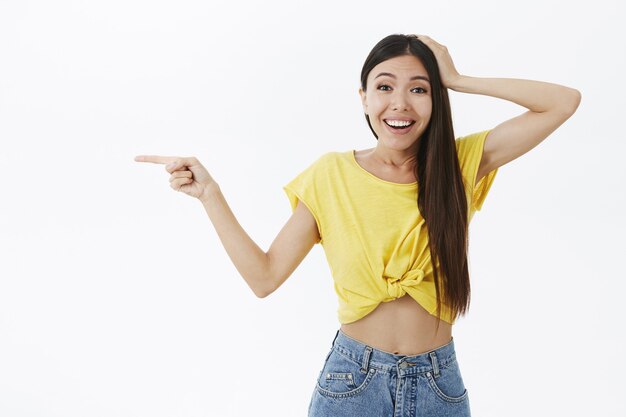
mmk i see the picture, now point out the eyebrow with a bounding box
[374,72,430,83]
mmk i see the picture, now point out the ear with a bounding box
[358,87,367,114]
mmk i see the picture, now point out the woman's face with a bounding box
[359,54,432,151]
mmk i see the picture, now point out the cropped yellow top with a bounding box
[282,130,498,325]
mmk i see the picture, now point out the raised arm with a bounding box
[450,75,581,184]
[416,34,581,183]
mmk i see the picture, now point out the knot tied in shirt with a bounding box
[383,267,425,299]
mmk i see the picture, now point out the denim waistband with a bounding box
[330,328,458,376]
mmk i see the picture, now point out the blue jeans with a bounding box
[308,329,471,417]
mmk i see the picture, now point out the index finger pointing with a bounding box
[134,155,178,164]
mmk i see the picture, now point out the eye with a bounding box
[376,84,428,94]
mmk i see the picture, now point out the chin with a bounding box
[380,135,422,151]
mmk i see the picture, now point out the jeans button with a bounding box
[399,362,408,369]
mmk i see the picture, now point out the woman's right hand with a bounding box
[134,155,218,201]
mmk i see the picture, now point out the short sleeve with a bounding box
[282,154,327,244]
[455,129,498,212]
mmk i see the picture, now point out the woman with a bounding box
[135,34,580,416]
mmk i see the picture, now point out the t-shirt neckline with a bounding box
[348,150,418,187]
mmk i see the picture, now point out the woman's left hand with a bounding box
[414,35,462,89]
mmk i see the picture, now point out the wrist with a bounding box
[448,74,471,92]
[199,182,221,204]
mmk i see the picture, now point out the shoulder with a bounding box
[455,130,491,152]
[321,150,346,160]
[289,151,344,179]
[309,151,346,168]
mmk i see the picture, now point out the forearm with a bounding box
[199,183,270,298]
[449,75,581,114]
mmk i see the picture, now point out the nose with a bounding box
[391,91,409,111]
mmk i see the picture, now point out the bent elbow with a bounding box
[564,88,582,115]
[255,288,270,299]
[552,88,581,123]
[253,279,275,299]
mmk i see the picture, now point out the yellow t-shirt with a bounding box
[282,130,498,325]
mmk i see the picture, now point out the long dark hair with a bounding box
[360,34,470,330]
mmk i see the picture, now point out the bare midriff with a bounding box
[339,294,452,356]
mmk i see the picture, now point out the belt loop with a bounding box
[360,346,373,374]
[429,351,440,377]
[331,329,339,347]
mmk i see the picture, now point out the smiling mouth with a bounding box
[384,119,416,129]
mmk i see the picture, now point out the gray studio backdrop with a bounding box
[1,0,624,416]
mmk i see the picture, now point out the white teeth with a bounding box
[385,120,413,127]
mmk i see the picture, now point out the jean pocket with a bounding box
[315,348,377,399]
[424,358,469,403]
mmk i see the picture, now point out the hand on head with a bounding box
[412,34,462,89]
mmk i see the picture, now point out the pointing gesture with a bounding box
[134,155,217,201]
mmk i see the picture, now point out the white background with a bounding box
[1,0,624,416]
